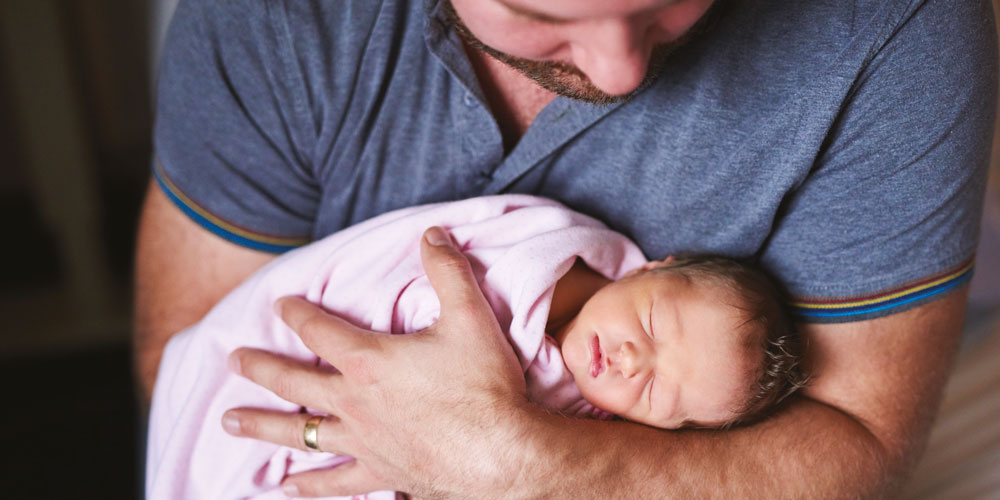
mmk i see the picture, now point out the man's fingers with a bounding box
[230,348,341,411]
[222,408,386,498]
[222,408,347,455]
[275,296,376,361]
[282,461,387,498]
[420,226,492,323]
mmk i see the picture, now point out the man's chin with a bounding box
[441,0,658,105]
[492,43,678,105]
[468,42,656,106]
[517,69,634,106]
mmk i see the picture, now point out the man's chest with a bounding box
[307,76,835,261]
[302,1,859,259]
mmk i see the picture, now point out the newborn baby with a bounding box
[146,195,805,500]
[549,255,805,430]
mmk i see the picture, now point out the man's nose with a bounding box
[571,19,651,96]
[618,341,648,379]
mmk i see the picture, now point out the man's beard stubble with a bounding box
[441,0,681,106]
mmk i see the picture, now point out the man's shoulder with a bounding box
[715,0,957,51]
[171,0,421,53]
[163,0,431,106]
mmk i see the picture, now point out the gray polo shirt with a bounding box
[153,0,997,322]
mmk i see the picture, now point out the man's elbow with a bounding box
[797,290,968,497]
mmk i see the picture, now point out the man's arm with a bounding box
[507,289,967,499]
[223,232,966,498]
[133,178,277,405]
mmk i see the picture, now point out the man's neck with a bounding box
[462,42,557,152]
[548,259,612,343]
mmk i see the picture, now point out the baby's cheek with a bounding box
[576,381,629,415]
[561,340,579,371]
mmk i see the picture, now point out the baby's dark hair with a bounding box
[647,255,809,428]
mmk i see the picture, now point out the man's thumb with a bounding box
[420,226,490,321]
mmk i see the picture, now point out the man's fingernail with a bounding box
[282,483,300,497]
[222,412,242,435]
[425,226,452,247]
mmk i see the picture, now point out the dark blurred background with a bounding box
[0,0,998,498]
[0,0,161,497]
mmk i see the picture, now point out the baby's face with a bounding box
[558,269,757,429]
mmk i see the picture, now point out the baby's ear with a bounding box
[625,256,676,277]
[642,256,676,271]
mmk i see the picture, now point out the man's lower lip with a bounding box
[590,336,604,377]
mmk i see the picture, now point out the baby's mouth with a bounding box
[590,335,605,377]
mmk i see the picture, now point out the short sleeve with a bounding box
[761,0,998,323]
[153,0,319,252]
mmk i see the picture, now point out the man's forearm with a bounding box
[509,398,893,499]
[500,293,966,499]
[217,240,966,499]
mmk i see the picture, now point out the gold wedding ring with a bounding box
[303,415,324,451]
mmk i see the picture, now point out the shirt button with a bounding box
[464,93,476,107]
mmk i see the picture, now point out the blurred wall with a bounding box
[968,0,1000,311]
[0,0,152,354]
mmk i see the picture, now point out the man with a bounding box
[136,0,997,497]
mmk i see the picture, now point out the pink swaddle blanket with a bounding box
[146,195,646,499]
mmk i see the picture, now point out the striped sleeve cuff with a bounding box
[153,162,310,253]
[790,258,975,323]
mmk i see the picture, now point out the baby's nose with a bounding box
[618,341,644,378]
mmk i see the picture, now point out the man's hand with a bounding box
[223,227,530,498]
[221,224,969,499]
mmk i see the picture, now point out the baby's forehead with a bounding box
[634,268,737,302]
[622,268,764,341]
[641,270,766,354]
